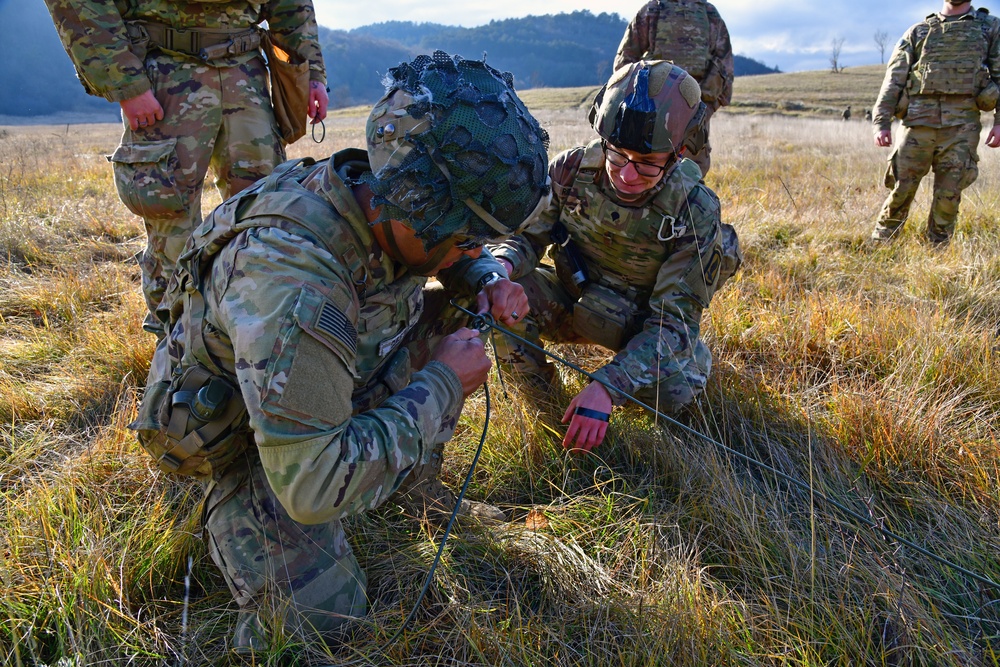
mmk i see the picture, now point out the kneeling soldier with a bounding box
[130,52,550,649]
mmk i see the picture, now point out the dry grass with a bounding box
[1,96,999,666]
[729,64,888,118]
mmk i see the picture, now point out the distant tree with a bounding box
[874,30,890,64]
[596,59,610,83]
[830,37,845,73]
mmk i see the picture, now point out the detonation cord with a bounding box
[342,302,995,664]
[312,118,326,143]
[452,302,1000,594]
[340,380,493,665]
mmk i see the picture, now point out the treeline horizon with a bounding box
[4,7,779,119]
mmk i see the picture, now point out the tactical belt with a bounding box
[127,21,261,61]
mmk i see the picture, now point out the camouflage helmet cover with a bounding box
[590,60,706,155]
[364,51,551,249]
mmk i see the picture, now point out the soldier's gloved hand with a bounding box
[431,328,491,398]
[476,278,529,327]
[561,382,613,454]
[120,90,164,131]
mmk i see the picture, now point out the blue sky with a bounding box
[312,0,976,72]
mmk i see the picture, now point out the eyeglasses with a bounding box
[602,141,667,178]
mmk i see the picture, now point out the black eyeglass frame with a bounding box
[601,140,669,178]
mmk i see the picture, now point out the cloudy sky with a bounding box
[311,0,980,72]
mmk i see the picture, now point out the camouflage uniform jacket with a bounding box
[166,150,505,524]
[44,0,326,102]
[614,0,734,112]
[873,7,1000,131]
[491,140,726,405]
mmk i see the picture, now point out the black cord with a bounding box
[454,302,1000,594]
[338,382,494,665]
[312,118,326,143]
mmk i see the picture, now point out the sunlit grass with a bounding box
[1,98,999,665]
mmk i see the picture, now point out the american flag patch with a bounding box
[315,302,357,355]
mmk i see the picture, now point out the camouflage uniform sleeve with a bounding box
[873,25,919,131]
[987,16,1000,124]
[702,3,734,111]
[590,185,722,405]
[42,0,150,102]
[489,147,584,281]
[438,249,510,295]
[614,2,656,71]
[212,226,463,525]
[264,0,327,83]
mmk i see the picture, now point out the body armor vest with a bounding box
[650,0,712,80]
[132,151,422,476]
[554,140,704,304]
[912,13,989,96]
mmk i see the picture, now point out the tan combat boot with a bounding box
[397,444,506,524]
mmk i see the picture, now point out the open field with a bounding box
[1,99,1000,665]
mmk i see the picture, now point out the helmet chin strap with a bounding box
[380,219,456,276]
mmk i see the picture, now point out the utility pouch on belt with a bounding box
[262,31,310,145]
[572,283,641,350]
[131,363,249,478]
[977,79,999,111]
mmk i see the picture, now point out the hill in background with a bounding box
[729,64,887,118]
[332,14,779,106]
[0,0,119,120]
[2,7,779,120]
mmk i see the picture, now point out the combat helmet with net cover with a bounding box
[363,51,551,255]
[589,60,707,157]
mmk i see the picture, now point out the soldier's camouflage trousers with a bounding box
[108,52,284,331]
[492,266,711,413]
[873,122,981,243]
[202,287,474,649]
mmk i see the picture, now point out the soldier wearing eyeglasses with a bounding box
[489,61,742,453]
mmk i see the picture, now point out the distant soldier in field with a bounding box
[489,60,741,454]
[43,0,329,334]
[615,0,735,176]
[865,109,873,122]
[843,105,852,121]
[871,0,1000,244]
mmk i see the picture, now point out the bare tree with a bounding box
[874,30,890,64]
[596,60,610,84]
[830,37,845,73]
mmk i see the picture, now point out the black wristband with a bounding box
[574,407,610,422]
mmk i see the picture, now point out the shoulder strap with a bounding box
[179,157,373,375]
[646,158,705,243]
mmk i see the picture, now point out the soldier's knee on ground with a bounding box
[394,443,506,524]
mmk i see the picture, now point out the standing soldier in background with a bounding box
[871,0,1000,244]
[43,0,329,334]
[615,0,734,176]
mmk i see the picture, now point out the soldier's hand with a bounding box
[561,382,613,454]
[476,278,529,327]
[120,90,164,131]
[987,126,1000,148]
[432,328,491,397]
[874,129,892,148]
[309,81,329,123]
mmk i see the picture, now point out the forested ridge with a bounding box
[2,6,778,117]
